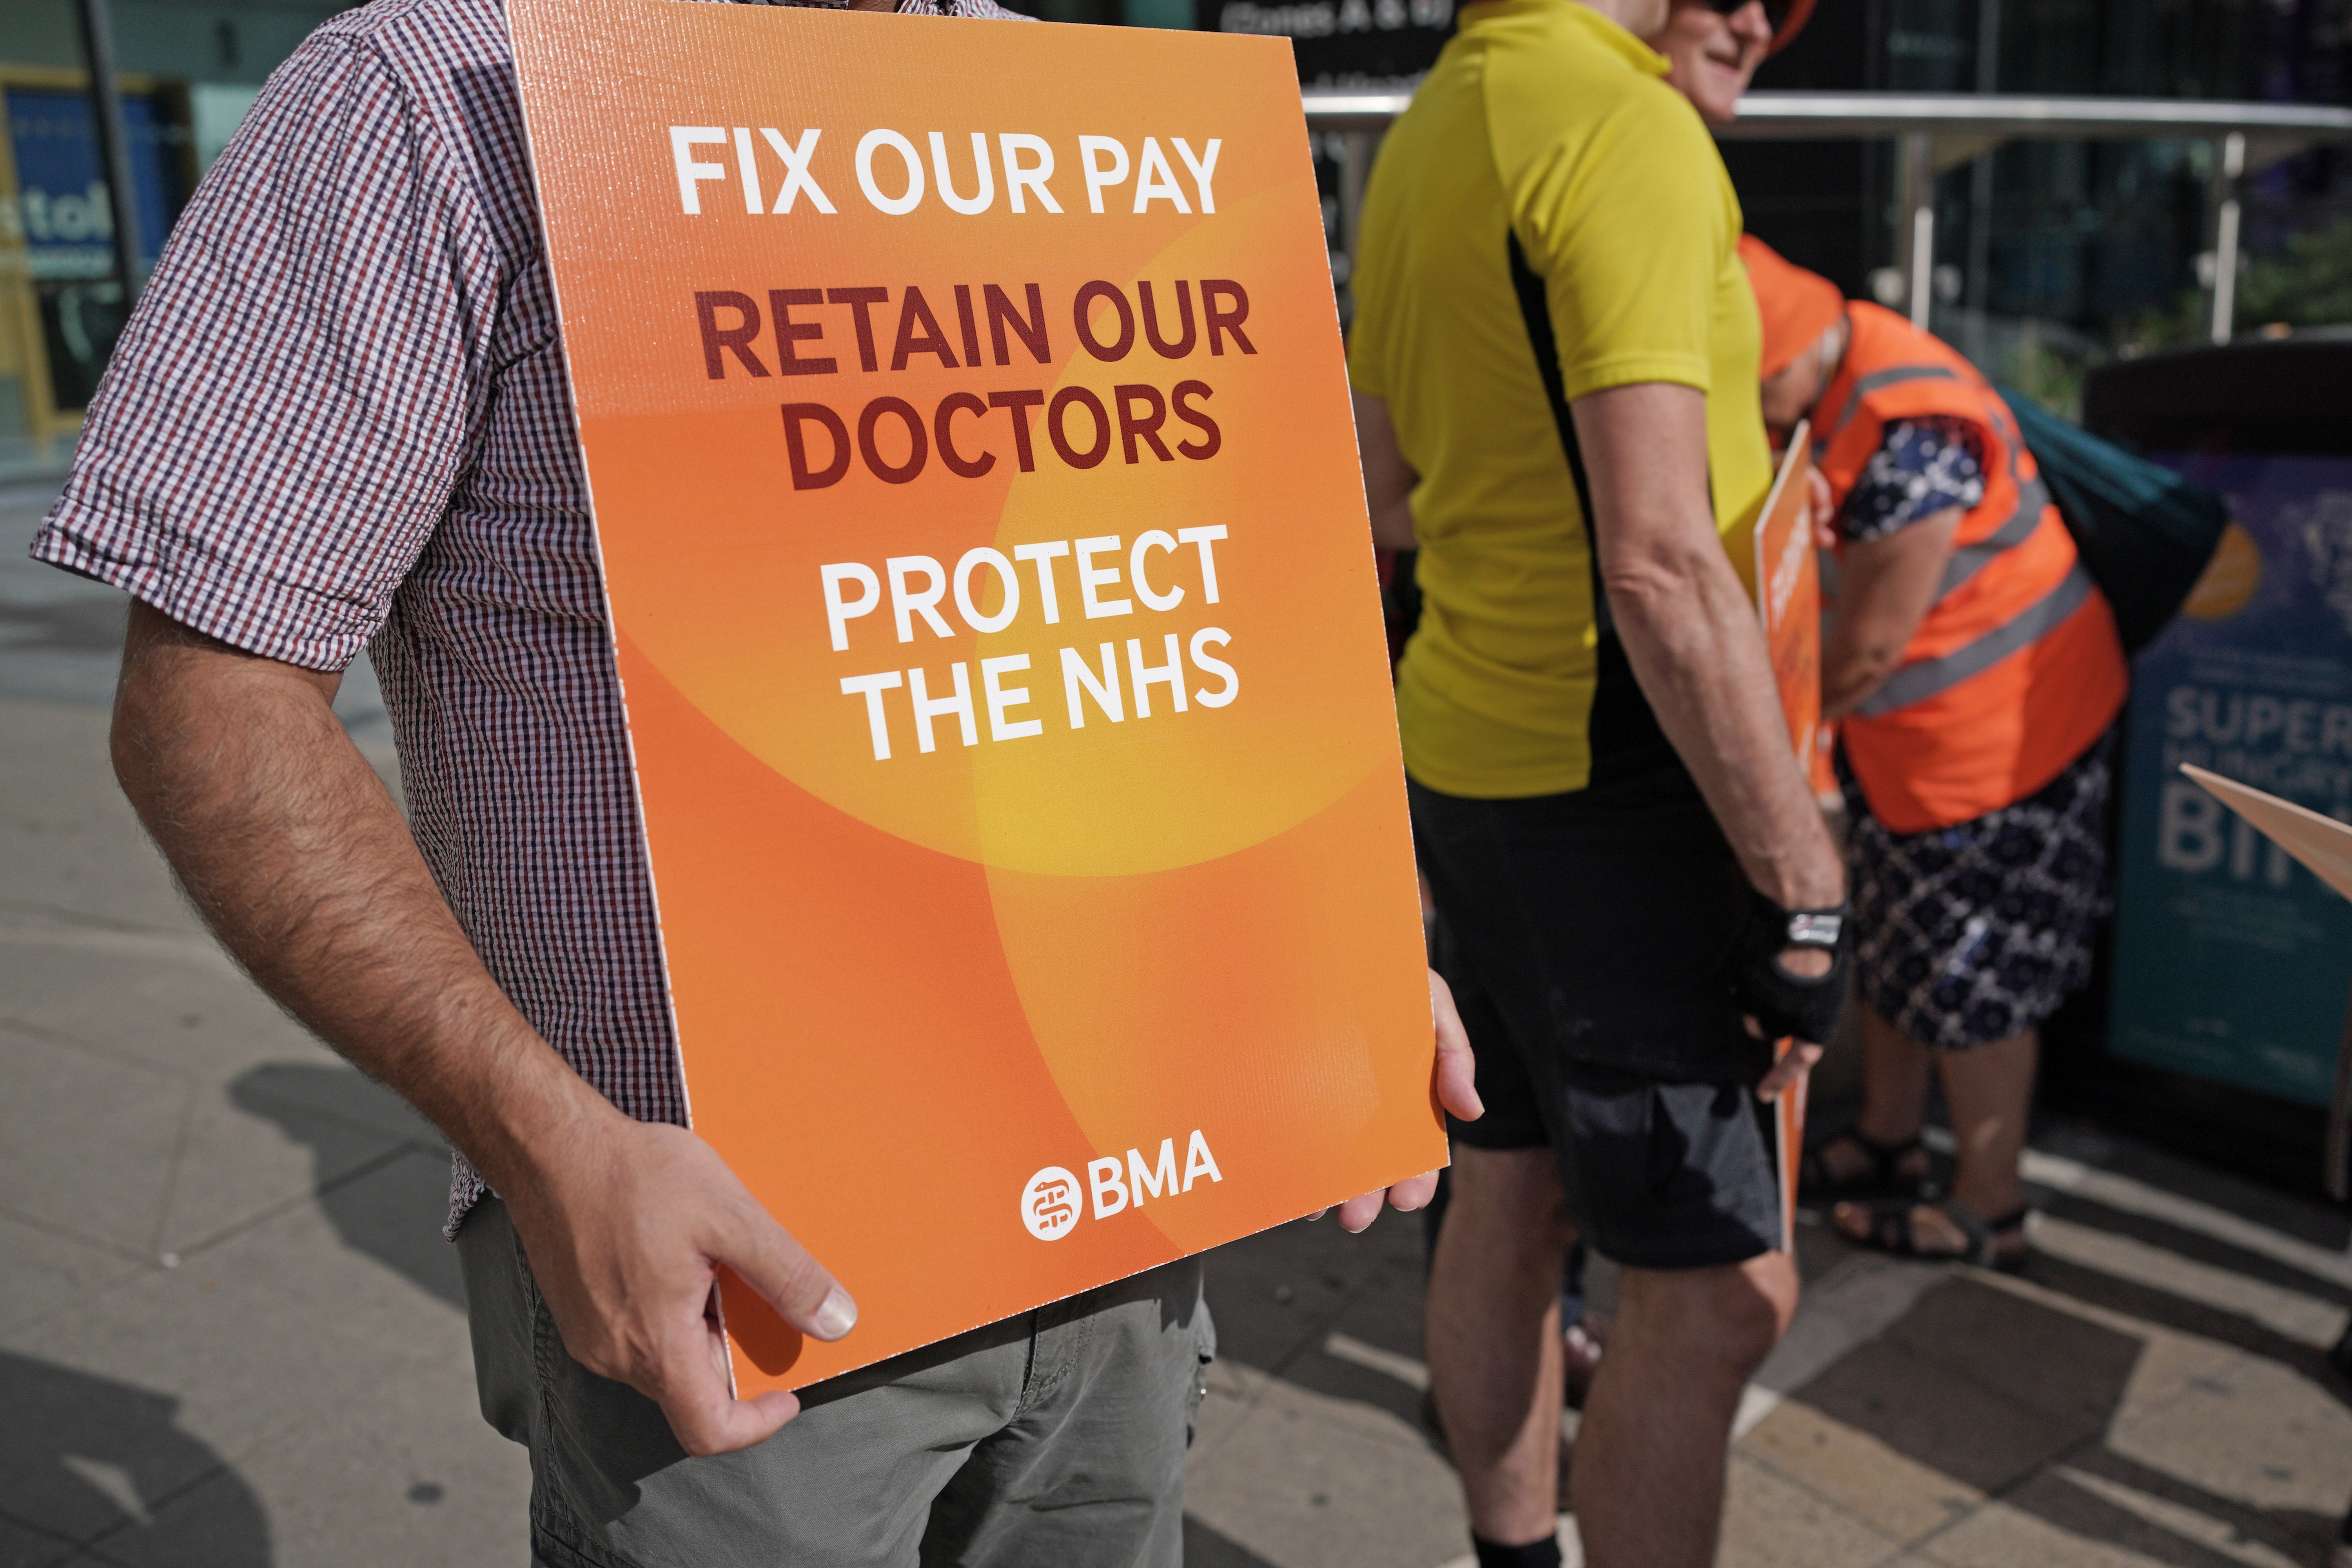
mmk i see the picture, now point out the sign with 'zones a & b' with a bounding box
[507,0,1444,1391]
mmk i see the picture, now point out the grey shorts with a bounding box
[455,1197,1214,1568]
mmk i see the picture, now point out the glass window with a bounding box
[1,0,348,478]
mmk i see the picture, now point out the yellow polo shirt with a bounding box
[1348,0,1773,799]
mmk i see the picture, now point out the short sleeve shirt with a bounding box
[31,0,1021,1232]
[1839,417,1986,543]
[1347,0,1774,799]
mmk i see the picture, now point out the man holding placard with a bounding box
[1350,0,1848,1562]
[34,0,1479,1561]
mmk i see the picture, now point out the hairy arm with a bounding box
[1573,383,1844,1071]
[111,601,853,1454]
[1354,390,1420,552]
[1821,508,1961,719]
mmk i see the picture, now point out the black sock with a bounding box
[1471,1532,1562,1568]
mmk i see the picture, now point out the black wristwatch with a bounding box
[1781,908,1846,950]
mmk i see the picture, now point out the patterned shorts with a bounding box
[1846,733,2115,1049]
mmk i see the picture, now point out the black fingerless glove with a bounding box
[1728,889,1849,1045]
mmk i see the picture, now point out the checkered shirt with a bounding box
[33,0,1026,1234]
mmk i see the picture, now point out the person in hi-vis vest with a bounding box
[1744,237,2128,1270]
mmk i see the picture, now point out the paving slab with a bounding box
[0,944,407,1124]
[2033,1213,2350,1351]
[1739,1396,1982,1545]
[2053,1461,2321,1568]
[1788,1333,2098,1497]
[1880,1271,2147,1433]
[0,1028,196,1256]
[93,1382,527,1568]
[2102,1340,2352,1524]
[0,1512,81,1568]
[1186,1357,1465,1568]
[1716,1450,1903,1568]
[0,1213,147,1339]
[1919,1493,2193,1568]
[0,704,196,935]
[1198,1211,1422,1381]
[0,1148,491,1547]
[0,1025,413,1261]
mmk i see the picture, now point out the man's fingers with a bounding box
[649,1307,803,1457]
[662,1377,801,1457]
[1336,1190,1385,1232]
[1428,969,1485,1122]
[1755,1041,1824,1102]
[1385,1171,1439,1212]
[716,1201,857,1343]
[1808,469,1838,547]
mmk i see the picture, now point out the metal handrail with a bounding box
[1303,89,2352,141]
[1299,89,2352,343]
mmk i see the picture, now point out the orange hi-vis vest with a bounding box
[1815,303,2127,834]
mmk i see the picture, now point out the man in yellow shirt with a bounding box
[1349,0,1845,1562]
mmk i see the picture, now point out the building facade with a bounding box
[3,0,2348,475]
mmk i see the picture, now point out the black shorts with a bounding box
[1411,768,1782,1272]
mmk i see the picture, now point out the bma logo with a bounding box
[1019,1130,1223,1241]
[1021,1166,1082,1241]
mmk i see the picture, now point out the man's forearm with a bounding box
[110,602,609,1194]
[1573,383,1841,911]
[1609,554,1841,908]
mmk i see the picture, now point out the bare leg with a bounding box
[1938,1028,2036,1216]
[1835,1028,2035,1259]
[1426,1145,1575,1546]
[1813,1005,1936,1187]
[1854,1003,1935,1144]
[1569,1250,1798,1568]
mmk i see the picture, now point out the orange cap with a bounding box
[1740,233,1845,381]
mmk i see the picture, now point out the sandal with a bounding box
[1837,1198,2030,1273]
[1799,1130,1936,1205]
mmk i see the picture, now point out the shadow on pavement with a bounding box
[227,1061,465,1310]
[0,1349,271,1564]
[1796,1268,2339,1566]
[1185,1512,1281,1566]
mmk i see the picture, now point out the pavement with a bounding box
[3,475,2350,1568]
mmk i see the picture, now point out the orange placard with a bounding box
[505,0,1443,1390]
[1754,423,1820,772]
[2183,765,2352,902]
[1752,425,1819,1251]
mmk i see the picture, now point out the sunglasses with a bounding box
[1700,0,1798,31]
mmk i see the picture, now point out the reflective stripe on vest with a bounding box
[1825,364,1959,444]
[1819,357,2064,715]
[1937,472,2049,599]
[1850,561,2096,718]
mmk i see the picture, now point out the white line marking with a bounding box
[1323,1331,1431,1392]
[2033,1213,2350,1348]
[2054,1466,2304,1568]
[1918,1127,2352,1290]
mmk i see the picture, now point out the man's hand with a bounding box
[1754,1041,1821,1103]
[505,1103,855,1455]
[1808,466,1839,549]
[1318,969,1483,1232]
[110,601,848,1455]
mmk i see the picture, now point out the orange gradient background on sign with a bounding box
[508,0,1443,1390]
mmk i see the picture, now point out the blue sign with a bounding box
[6,86,183,280]
[2109,455,2352,1107]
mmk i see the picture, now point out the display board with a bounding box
[506,0,1443,1391]
[2109,456,2352,1108]
[2178,766,2352,1197]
